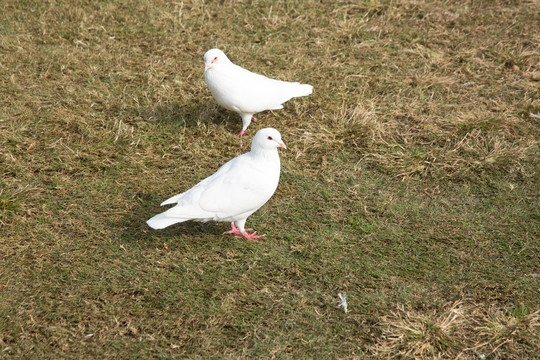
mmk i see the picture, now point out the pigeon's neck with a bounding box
[250,148,280,162]
[214,61,233,70]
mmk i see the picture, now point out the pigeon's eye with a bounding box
[267,136,273,140]
[213,56,218,61]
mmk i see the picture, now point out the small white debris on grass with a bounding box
[338,293,348,313]
[530,112,540,119]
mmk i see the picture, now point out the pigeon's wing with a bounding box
[147,158,240,229]
[160,192,185,206]
[230,64,312,111]
[198,161,276,218]
[159,158,237,206]
[161,154,275,221]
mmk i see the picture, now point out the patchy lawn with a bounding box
[1,0,538,358]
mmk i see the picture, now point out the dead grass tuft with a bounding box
[373,300,467,359]
[466,306,540,359]
[372,301,540,359]
[295,101,378,159]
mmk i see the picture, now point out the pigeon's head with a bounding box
[252,128,287,151]
[204,49,229,71]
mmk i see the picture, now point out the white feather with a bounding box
[338,293,348,313]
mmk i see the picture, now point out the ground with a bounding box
[0,0,539,358]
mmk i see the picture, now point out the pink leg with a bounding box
[251,115,257,122]
[236,129,247,137]
[224,222,251,235]
[237,230,265,242]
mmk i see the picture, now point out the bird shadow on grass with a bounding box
[134,102,240,134]
[117,191,228,249]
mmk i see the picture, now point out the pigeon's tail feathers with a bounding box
[147,203,214,229]
[146,213,188,229]
[273,83,312,107]
[267,104,284,110]
[293,83,313,97]
[160,192,185,206]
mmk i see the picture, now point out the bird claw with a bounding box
[224,228,253,235]
[236,231,266,241]
[224,223,252,235]
[236,129,247,137]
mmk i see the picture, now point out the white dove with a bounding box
[146,128,286,241]
[204,48,313,136]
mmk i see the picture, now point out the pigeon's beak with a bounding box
[204,63,210,71]
[279,142,287,149]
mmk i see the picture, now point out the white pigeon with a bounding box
[204,48,313,136]
[146,128,286,241]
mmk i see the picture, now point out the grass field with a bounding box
[1,0,539,358]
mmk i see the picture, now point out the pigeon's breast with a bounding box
[204,69,241,111]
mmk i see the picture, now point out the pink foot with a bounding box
[236,129,247,137]
[251,115,257,122]
[224,223,252,236]
[237,230,265,242]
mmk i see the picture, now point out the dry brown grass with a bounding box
[373,300,539,359]
[1,0,539,358]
